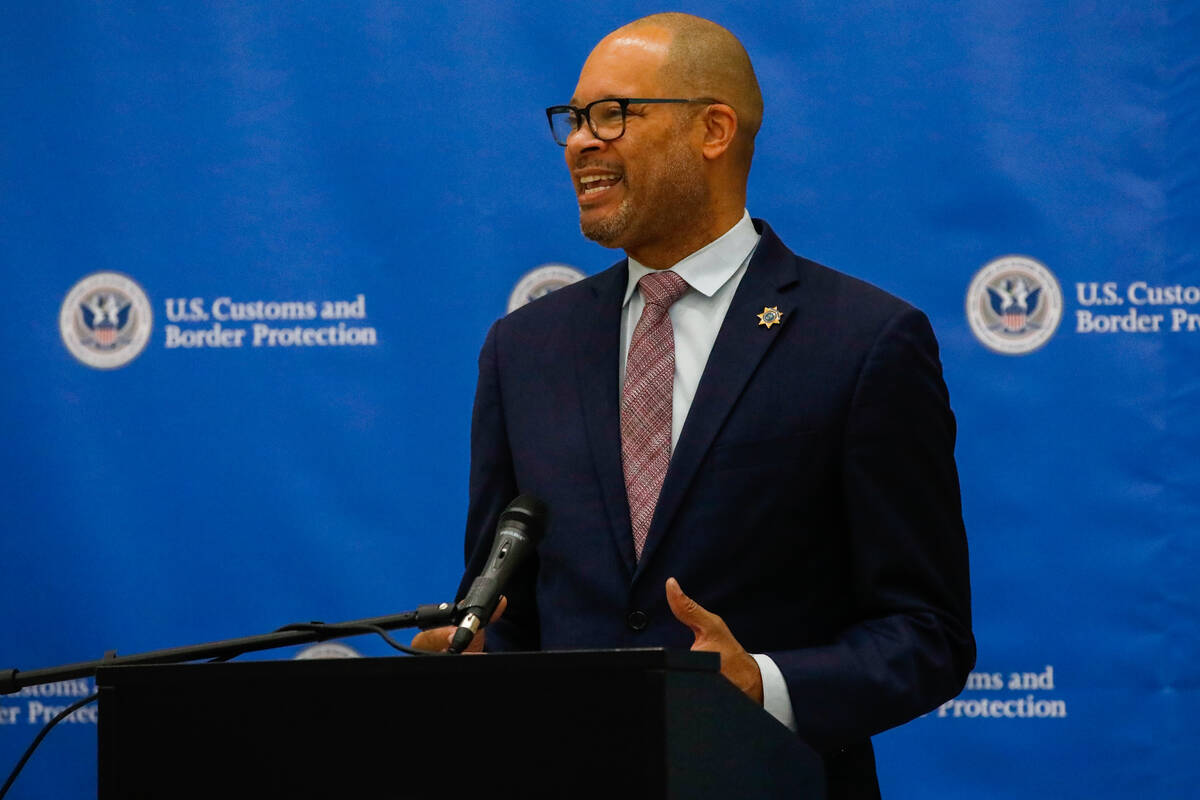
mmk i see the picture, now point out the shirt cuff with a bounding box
[751,653,797,732]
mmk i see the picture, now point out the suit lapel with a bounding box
[634,223,804,577]
[572,260,639,578]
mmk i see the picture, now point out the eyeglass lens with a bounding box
[550,100,626,145]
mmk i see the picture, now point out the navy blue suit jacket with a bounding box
[459,220,974,797]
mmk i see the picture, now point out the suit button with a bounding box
[626,611,649,631]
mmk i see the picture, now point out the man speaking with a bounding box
[414,13,974,798]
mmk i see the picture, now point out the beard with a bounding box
[579,133,708,252]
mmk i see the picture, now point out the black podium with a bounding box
[96,648,824,798]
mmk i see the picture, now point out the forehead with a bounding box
[570,30,671,105]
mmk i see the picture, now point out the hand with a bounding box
[665,578,764,705]
[409,596,508,653]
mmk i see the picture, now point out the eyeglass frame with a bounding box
[544,97,717,146]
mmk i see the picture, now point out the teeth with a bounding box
[579,174,619,184]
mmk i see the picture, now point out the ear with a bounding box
[699,103,738,161]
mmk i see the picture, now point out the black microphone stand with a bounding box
[0,602,457,695]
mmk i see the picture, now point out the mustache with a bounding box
[573,159,623,172]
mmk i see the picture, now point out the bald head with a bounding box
[562,14,761,264]
[613,13,763,163]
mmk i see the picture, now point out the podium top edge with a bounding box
[94,647,720,686]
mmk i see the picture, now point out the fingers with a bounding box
[664,578,764,704]
[665,577,722,637]
[462,595,506,652]
[408,596,508,653]
[410,625,455,652]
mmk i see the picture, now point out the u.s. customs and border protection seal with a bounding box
[507,263,586,313]
[59,272,154,369]
[966,255,1062,355]
[293,642,361,660]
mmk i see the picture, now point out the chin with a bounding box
[580,224,623,249]
[580,203,634,249]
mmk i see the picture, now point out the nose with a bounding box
[565,122,607,159]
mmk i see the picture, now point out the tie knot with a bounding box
[638,270,689,309]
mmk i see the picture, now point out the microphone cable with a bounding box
[0,691,98,800]
[0,615,457,796]
[271,621,452,657]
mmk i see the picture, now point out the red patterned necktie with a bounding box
[622,269,690,560]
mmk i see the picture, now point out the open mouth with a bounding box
[578,173,623,197]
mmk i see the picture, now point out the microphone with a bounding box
[449,495,547,654]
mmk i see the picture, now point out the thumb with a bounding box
[665,577,717,637]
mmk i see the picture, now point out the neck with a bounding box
[626,201,746,270]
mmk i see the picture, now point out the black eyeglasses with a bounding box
[545,97,713,146]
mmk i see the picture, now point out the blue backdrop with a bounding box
[2,1,1197,797]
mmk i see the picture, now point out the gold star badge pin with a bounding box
[757,306,783,328]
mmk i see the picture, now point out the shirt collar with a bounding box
[622,210,760,306]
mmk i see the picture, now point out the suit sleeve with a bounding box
[457,319,541,651]
[767,307,975,752]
